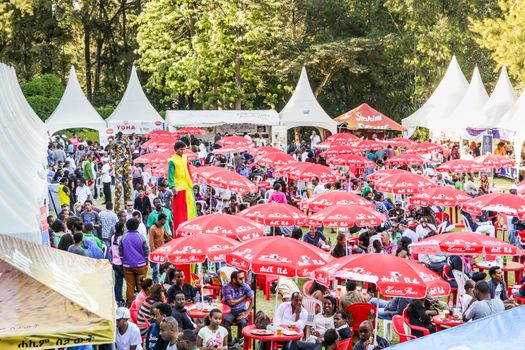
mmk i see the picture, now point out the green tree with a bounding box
[21,73,64,120]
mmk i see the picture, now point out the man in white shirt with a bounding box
[464,176,478,196]
[399,219,418,244]
[100,158,112,204]
[310,131,321,147]
[312,177,327,196]
[75,179,91,205]
[274,292,308,331]
[116,307,143,350]
[415,217,437,240]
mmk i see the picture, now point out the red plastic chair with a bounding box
[392,315,415,343]
[402,309,430,337]
[442,264,458,304]
[336,338,352,350]
[343,303,376,334]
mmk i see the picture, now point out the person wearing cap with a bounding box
[115,307,143,350]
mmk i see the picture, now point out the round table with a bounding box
[242,324,303,350]
[474,261,524,286]
[186,303,231,319]
[431,315,464,331]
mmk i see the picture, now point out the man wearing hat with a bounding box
[115,307,143,350]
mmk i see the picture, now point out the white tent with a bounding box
[278,67,337,134]
[45,66,106,137]
[402,56,469,130]
[499,89,525,133]
[0,63,48,244]
[431,67,488,138]
[473,67,517,129]
[166,110,279,128]
[106,66,163,135]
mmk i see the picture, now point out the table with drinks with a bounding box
[242,324,303,350]
[186,301,231,319]
[432,309,464,332]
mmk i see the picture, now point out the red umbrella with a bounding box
[146,130,174,138]
[474,154,515,168]
[383,137,416,148]
[176,213,264,241]
[327,154,376,167]
[239,202,307,226]
[213,146,253,154]
[195,166,258,194]
[313,141,332,149]
[133,151,171,164]
[322,145,360,157]
[366,169,409,181]
[253,146,285,156]
[350,139,385,151]
[409,187,471,207]
[436,159,486,173]
[410,231,520,256]
[174,127,207,136]
[225,236,332,277]
[273,162,301,178]
[149,234,238,264]
[461,193,525,218]
[374,172,437,194]
[326,132,359,145]
[315,254,450,298]
[308,204,387,228]
[255,152,295,168]
[385,154,429,166]
[141,137,178,150]
[300,191,375,211]
[217,136,254,147]
[517,180,525,194]
[406,142,443,154]
[288,163,338,183]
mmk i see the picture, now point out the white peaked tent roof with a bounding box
[45,66,105,134]
[431,67,488,134]
[499,88,525,133]
[402,56,469,128]
[279,67,337,133]
[473,67,517,129]
[106,66,162,123]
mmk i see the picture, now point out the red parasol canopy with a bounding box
[213,146,253,154]
[350,139,386,151]
[383,137,416,148]
[366,169,409,181]
[225,236,332,277]
[326,132,360,145]
[410,231,520,256]
[374,172,437,194]
[334,103,407,132]
[308,204,387,228]
[322,145,360,158]
[176,213,264,241]
[326,154,376,168]
[255,152,296,168]
[252,146,285,156]
[146,130,174,138]
[385,154,429,166]
[461,193,525,218]
[149,234,238,264]
[287,163,338,183]
[406,142,443,154]
[141,136,178,151]
[239,202,307,226]
[194,166,258,194]
[174,127,207,136]
[474,154,515,168]
[409,187,471,207]
[273,162,301,178]
[217,136,254,148]
[300,191,375,211]
[315,254,450,298]
[436,159,486,173]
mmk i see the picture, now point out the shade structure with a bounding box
[149,234,238,264]
[308,204,387,228]
[374,172,437,194]
[141,136,178,151]
[460,193,525,218]
[252,146,285,156]
[213,145,253,155]
[327,154,376,168]
[326,132,360,145]
[255,152,295,168]
[174,127,207,136]
[474,154,515,168]
[133,151,172,165]
[351,139,386,151]
[175,213,264,241]
[313,141,332,149]
[517,179,525,194]
[366,169,410,181]
[239,202,307,226]
[217,136,254,147]
[322,145,359,158]
[405,142,442,154]
[147,130,173,138]
[409,187,471,207]
[334,103,406,131]
[273,162,301,178]
[225,236,332,277]
[383,137,416,148]
[0,235,115,349]
[287,163,338,182]
[409,231,519,256]
[436,159,486,173]
[315,254,451,298]
[194,166,258,194]
[385,154,429,166]
[300,191,375,211]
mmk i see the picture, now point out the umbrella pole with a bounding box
[200,262,204,305]
[373,290,380,345]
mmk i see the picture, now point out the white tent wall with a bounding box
[402,56,469,131]
[45,66,106,140]
[0,63,47,244]
[106,66,163,136]
[473,67,517,129]
[498,89,525,132]
[166,110,279,128]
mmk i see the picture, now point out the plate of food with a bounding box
[251,329,273,336]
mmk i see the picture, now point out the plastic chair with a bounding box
[343,303,376,334]
[302,280,313,297]
[402,309,430,337]
[302,296,323,327]
[392,315,415,343]
[336,338,352,350]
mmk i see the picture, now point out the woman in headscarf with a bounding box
[84,237,104,259]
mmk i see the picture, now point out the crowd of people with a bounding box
[44,130,525,350]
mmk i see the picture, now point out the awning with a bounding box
[0,235,115,349]
[335,103,406,131]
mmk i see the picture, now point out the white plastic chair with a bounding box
[302,296,322,327]
[461,215,473,232]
